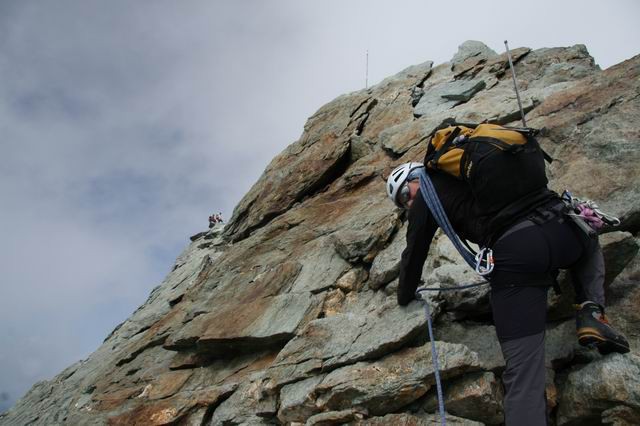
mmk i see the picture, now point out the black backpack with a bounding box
[423,122,552,215]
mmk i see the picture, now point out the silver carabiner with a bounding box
[475,247,494,276]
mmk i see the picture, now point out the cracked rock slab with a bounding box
[557,354,640,425]
[278,375,326,423]
[369,221,408,289]
[313,343,479,416]
[290,237,352,294]
[306,408,365,426]
[422,371,504,424]
[434,321,504,371]
[210,378,277,426]
[275,343,479,423]
[164,292,321,357]
[266,300,428,391]
[451,40,498,70]
[425,263,490,318]
[440,79,487,102]
[330,210,399,264]
[105,385,237,426]
[348,413,483,425]
[413,83,464,117]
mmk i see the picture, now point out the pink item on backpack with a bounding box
[576,203,604,230]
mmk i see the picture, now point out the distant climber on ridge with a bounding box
[386,123,630,425]
[208,212,224,229]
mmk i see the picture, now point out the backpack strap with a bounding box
[470,136,526,154]
[473,133,554,163]
[426,126,462,169]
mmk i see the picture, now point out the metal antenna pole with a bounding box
[504,40,527,127]
[366,50,369,89]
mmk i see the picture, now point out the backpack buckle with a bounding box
[452,135,467,146]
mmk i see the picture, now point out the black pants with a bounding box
[489,216,605,425]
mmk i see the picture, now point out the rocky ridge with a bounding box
[2,41,640,425]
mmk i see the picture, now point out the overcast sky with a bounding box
[1,0,638,411]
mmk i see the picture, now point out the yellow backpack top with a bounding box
[425,123,537,179]
[423,122,552,214]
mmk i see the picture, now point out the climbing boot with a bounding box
[576,301,630,355]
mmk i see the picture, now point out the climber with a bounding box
[387,161,630,426]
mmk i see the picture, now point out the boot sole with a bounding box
[578,328,630,354]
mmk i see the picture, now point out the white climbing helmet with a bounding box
[386,162,424,208]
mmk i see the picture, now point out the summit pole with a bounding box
[366,49,369,89]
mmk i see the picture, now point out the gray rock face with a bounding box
[266,300,428,391]
[368,222,407,289]
[307,409,365,425]
[209,376,278,426]
[278,375,326,423]
[545,320,578,369]
[434,320,504,371]
[164,292,320,356]
[348,412,483,425]
[440,79,487,102]
[557,354,640,425]
[313,343,478,416]
[601,405,640,425]
[427,264,490,318]
[450,41,498,70]
[276,342,478,423]
[3,42,640,426]
[422,371,504,424]
[413,76,465,117]
[289,237,352,294]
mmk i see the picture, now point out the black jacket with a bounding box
[397,170,556,306]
